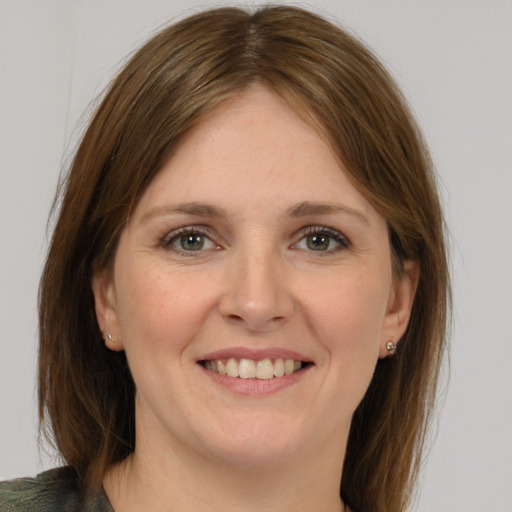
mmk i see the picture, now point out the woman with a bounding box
[0,5,449,512]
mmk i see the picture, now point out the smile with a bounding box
[201,357,309,379]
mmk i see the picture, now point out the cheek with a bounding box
[305,266,391,364]
[114,261,216,355]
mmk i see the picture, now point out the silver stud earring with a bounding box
[386,340,397,354]
[103,333,114,344]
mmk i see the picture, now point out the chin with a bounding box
[192,413,321,469]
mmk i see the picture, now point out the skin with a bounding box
[93,85,418,512]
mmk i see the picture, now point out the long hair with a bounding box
[38,6,450,511]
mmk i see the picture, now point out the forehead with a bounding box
[133,85,376,223]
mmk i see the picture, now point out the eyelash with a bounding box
[160,225,350,256]
[296,226,350,255]
[160,226,219,256]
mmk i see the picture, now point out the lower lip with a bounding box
[200,365,311,396]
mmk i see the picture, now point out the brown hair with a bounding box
[38,6,450,511]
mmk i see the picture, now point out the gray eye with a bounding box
[166,231,216,253]
[293,228,347,254]
[305,234,331,251]
[179,233,205,251]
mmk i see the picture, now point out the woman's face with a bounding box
[94,85,416,469]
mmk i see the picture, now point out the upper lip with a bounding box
[199,346,311,362]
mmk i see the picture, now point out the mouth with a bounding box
[200,357,312,380]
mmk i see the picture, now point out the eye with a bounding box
[293,227,348,253]
[162,228,218,254]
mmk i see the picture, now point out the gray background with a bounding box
[1,1,511,510]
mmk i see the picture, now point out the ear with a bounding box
[379,260,419,358]
[91,269,124,351]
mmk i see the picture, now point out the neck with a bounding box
[104,431,347,512]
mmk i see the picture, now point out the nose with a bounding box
[219,246,294,332]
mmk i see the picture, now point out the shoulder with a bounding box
[0,467,113,512]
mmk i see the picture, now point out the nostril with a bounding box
[226,313,286,325]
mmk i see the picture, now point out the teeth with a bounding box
[217,360,227,376]
[204,357,305,379]
[284,359,295,375]
[239,359,256,379]
[273,358,285,377]
[226,358,238,378]
[256,359,274,379]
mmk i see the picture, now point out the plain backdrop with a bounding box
[1,1,511,510]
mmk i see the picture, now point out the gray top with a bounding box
[0,467,113,511]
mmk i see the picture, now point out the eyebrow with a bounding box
[140,201,369,226]
[287,201,370,225]
[140,202,227,224]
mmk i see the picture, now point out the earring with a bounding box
[386,340,397,354]
[103,333,114,344]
